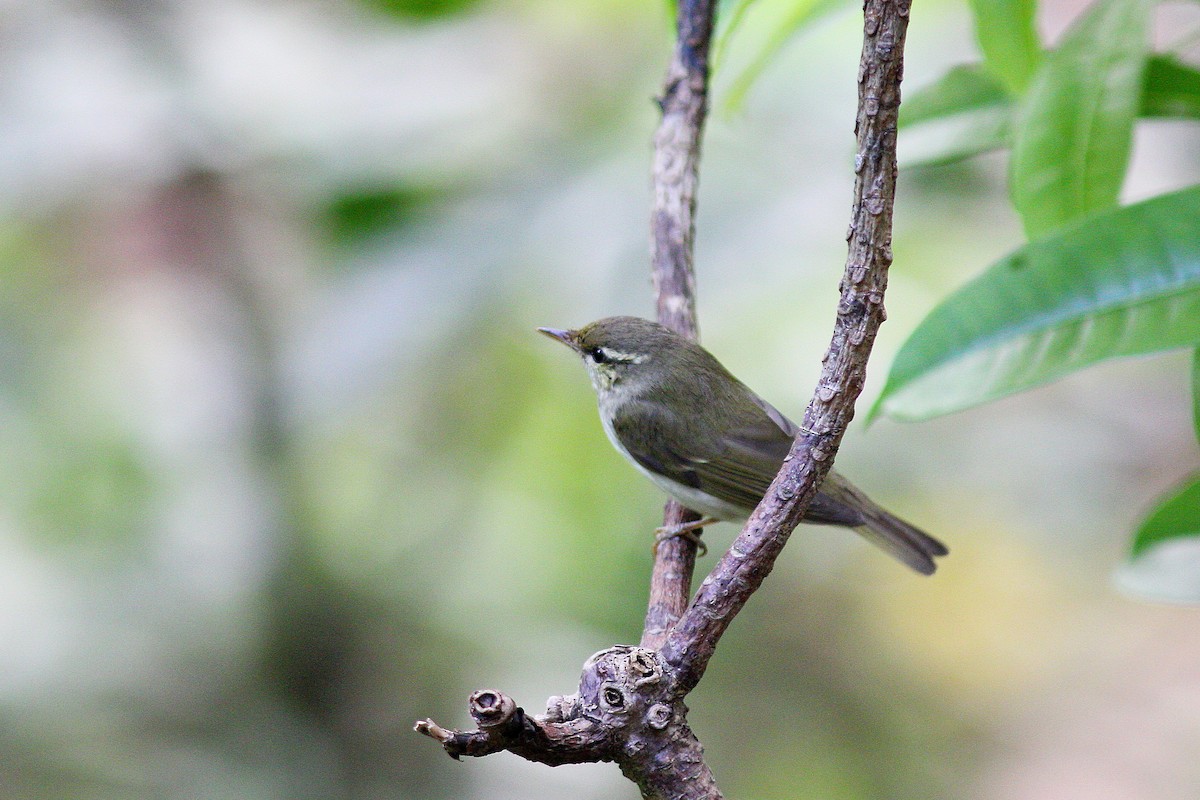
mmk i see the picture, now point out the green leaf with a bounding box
[1116,476,1200,603]
[1131,478,1200,558]
[899,54,1200,167]
[898,64,1011,167]
[872,185,1200,421]
[718,0,852,113]
[968,0,1042,94]
[1141,55,1200,119]
[899,64,1010,129]
[1193,348,1200,443]
[902,54,1200,131]
[320,184,443,248]
[1010,0,1150,238]
[900,106,1011,168]
[355,0,482,20]
[713,0,761,74]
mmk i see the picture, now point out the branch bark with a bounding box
[415,0,912,795]
[642,0,718,652]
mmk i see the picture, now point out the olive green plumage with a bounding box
[538,316,947,575]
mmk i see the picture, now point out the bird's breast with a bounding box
[597,395,749,523]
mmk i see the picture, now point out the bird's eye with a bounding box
[588,347,608,364]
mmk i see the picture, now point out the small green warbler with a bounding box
[538,316,947,575]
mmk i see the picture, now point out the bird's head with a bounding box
[537,316,681,395]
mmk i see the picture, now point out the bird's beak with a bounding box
[537,326,580,352]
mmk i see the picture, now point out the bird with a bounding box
[537,316,947,575]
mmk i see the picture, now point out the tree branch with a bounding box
[415,0,912,794]
[642,0,718,651]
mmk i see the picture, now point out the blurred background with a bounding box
[1,0,1199,798]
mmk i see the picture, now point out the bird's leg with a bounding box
[653,517,717,557]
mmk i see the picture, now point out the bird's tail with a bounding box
[821,472,948,575]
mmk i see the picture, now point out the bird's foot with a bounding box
[653,517,717,557]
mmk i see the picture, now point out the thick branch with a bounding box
[642,0,718,651]
[661,0,912,696]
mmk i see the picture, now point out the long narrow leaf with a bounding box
[898,64,1012,167]
[1141,55,1200,119]
[968,0,1042,94]
[1116,476,1200,603]
[1131,478,1200,557]
[905,54,1200,129]
[719,0,851,113]
[899,64,1010,128]
[872,185,1200,421]
[900,107,1011,168]
[1010,0,1150,237]
[900,54,1200,167]
[1193,348,1200,444]
[713,0,760,74]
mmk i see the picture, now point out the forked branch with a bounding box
[415,0,912,796]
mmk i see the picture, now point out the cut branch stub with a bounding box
[414,647,721,799]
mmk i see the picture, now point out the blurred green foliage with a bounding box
[356,0,485,21]
[320,185,446,249]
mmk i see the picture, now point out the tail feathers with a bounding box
[853,511,948,576]
[821,473,948,576]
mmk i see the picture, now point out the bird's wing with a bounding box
[609,398,762,510]
[611,396,864,526]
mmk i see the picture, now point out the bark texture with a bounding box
[642,0,717,653]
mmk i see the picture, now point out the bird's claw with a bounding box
[653,517,716,557]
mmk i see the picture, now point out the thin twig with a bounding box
[642,0,719,651]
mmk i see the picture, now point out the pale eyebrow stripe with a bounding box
[599,347,648,364]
